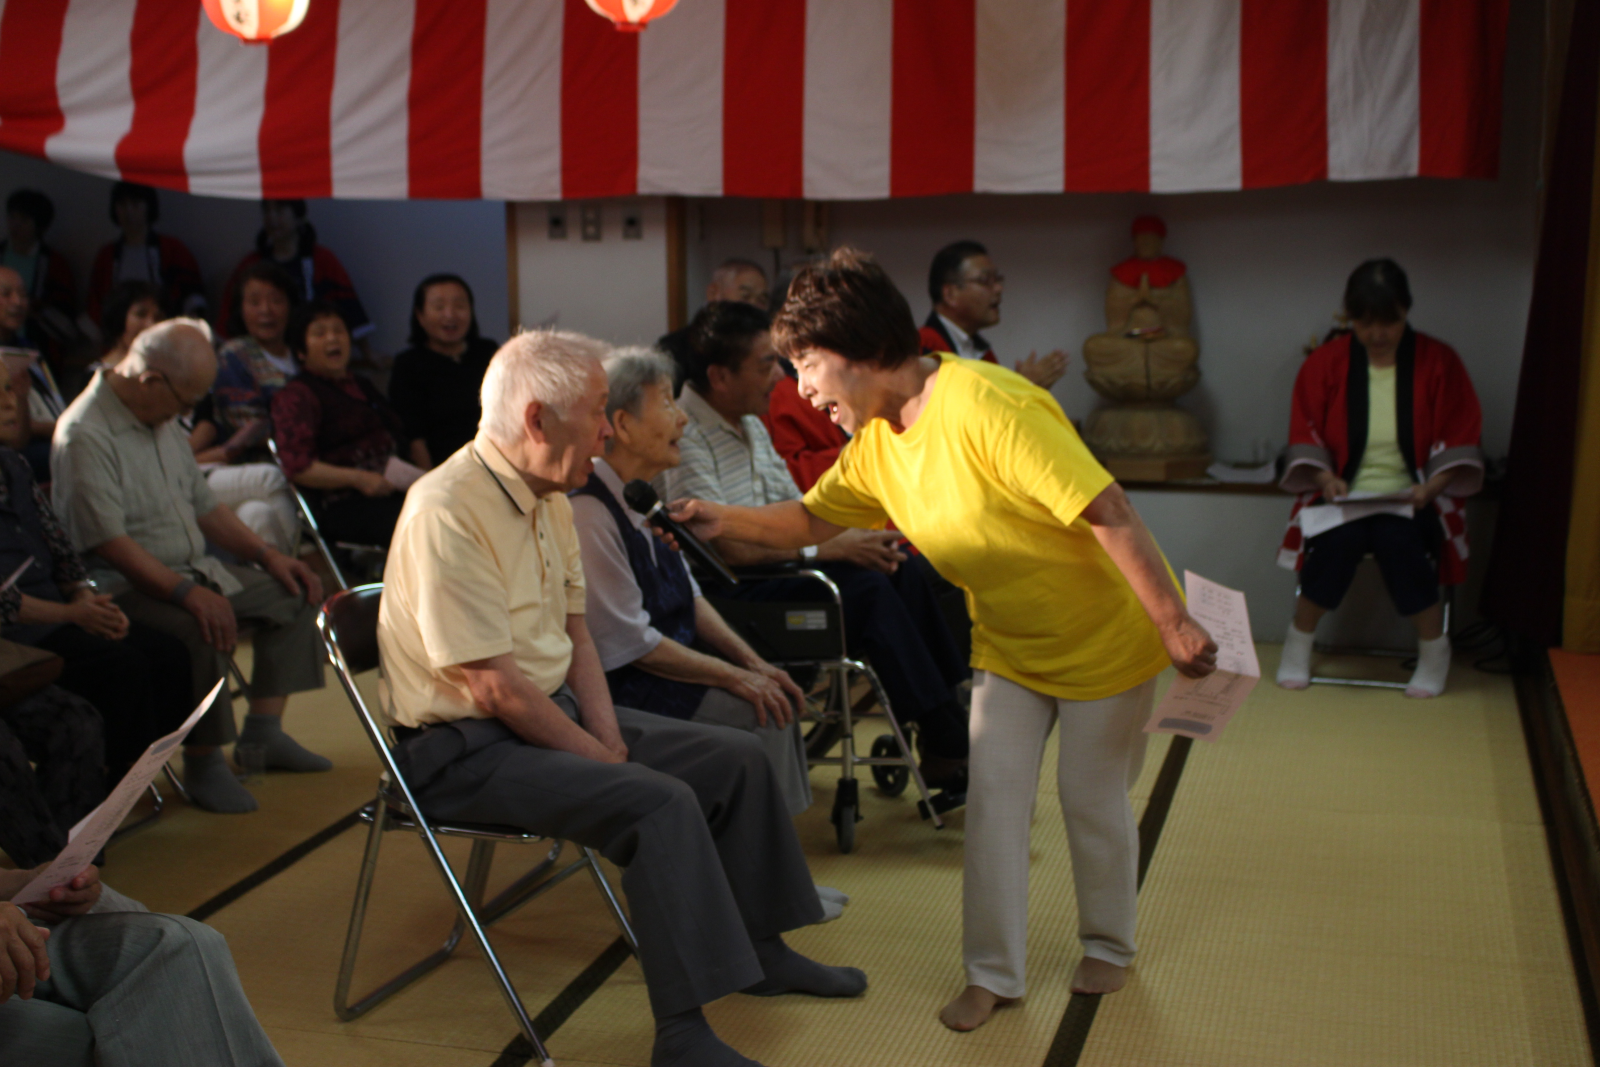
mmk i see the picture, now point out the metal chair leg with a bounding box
[856,660,944,829]
[162,763,191,804]
[335,802,470,1021]
[583,848,637,951]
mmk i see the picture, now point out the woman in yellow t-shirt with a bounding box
[672,248,1217,1032]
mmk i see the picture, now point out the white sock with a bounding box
[1406,634,1451,698]
[1277,624,1316,689]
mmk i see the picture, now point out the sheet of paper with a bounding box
[1298,500,1413,540]
[1144,572,1259,743]
[383,456,426,491]
[10,679,225,906]
[0,556,33,594]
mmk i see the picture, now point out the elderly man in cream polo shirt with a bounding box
[377,329,866,1067]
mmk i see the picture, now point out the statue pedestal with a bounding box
[1083,402,1210,483]
[1099,453,1212,482]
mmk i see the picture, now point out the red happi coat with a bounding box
[1277,329,1484,585]
[919,311,997,363]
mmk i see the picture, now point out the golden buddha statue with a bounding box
[1081,215,1209,480]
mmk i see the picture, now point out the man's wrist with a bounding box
[168,578,196,605]
[253,543,275,565]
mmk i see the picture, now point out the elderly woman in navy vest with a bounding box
[0,357,192,784]
[569,347,816,820]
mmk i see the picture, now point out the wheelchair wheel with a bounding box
[832,778,860,854]
[870,734,909,797]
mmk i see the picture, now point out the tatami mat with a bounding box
[94,646,1590,1066]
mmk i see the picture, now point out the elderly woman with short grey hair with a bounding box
[568,346,817,820]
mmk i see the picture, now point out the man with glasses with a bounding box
[920,241,1068,389]
[52,319,329,814]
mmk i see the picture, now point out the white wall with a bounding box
[0,151,510,360]
[509,198,670,347]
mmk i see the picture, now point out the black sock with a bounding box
[652,1008,763,1067]
[743,935,868,998]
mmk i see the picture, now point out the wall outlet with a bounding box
[580,204,602,241]
[547,205,567,240]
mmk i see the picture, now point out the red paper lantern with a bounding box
[202,0,311,44]
[583,0,679,33]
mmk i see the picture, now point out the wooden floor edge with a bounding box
[1515,648,1600,1062]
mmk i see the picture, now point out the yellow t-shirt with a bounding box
[802,355,1170,701]
[1350,363,1413,495]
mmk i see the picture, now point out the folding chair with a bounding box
[708,564,953,854]
[267,437,387,592]
[1304,555,1454,690]
[318,585,635,1066]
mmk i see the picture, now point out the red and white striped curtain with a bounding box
[0,0,1508,202]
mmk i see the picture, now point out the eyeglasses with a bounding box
[152,372,203,413]
[960,272,1004,289]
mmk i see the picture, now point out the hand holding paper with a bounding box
[9,679,225,907]
[383,456,426,491]
[1145,572,1259,742]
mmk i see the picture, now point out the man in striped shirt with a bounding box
[659,301,971,790]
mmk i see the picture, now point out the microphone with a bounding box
[622,480,739,587]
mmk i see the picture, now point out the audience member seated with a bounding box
[572,347,813,818]
[271,301,407,550]
[0,686,104,869]
[388,273,498,470]
[0,864,286,1066]
[52,319,329,815]
[658,258,771,385]
[1275,259,1484,698]
[86,182,207,326]
[660,302,972,791]
[0,190,80,375]
[93,281,162,374]
[378,329,866,1067]
[0,357,191,786]
[221,199,373,352]
[0,266,63,481]
[920,240,1068,389]
[190,261,303,553]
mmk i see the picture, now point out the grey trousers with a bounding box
[691,687,813,818]
[116,562,325,747]
[0,912,284,1067]
[396,692,825,1017]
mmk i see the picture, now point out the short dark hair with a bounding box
[682,301,771,392]
[261,198,308,220]
[1343,258,1412,323]
[286,299,350,360]
[100,280,162,350]
[927,240,988,306]
[226,260,301,338]
[408,273,481,349]
[774,247,920,369]
[109,181,160,226]
[6,189,54,234]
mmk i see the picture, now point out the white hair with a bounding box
[479,328,607,446]
[601,346,676,422]
[123,317,215,376]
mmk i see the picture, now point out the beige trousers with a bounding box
[963,670,1156,997]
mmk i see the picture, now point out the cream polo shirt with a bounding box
[377,432,586,728]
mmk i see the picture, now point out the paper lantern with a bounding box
[583,0,679,32]
[202,0,311,44]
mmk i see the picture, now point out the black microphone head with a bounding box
[623,480,661,514]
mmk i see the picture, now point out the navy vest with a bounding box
[572,472,705,720]
[0,446,68,644]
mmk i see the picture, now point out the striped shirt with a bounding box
[658,385,801,507]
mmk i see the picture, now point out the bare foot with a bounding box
[1070,957,1128,995]
[939,985,1018,1032]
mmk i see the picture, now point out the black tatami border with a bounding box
[1042,734,1195,1067]
[185,806,365,923]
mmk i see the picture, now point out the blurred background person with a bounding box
[388,273,497,470]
